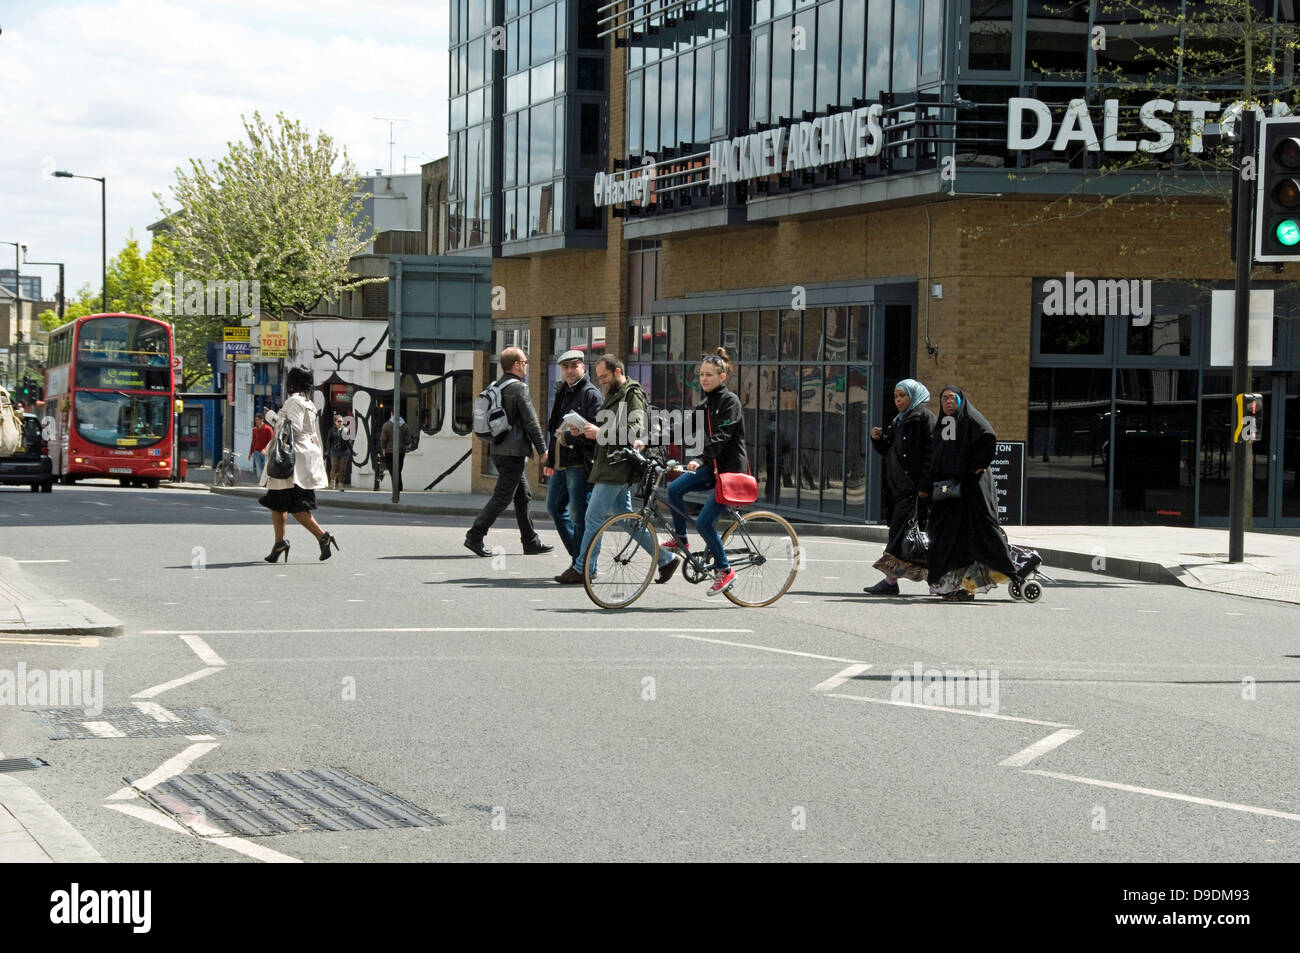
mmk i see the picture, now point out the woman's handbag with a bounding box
[266,414,296,479]
[0,392,21,457]
[931,478,962,501]
[899,512,930,565]
[707,402,758,507]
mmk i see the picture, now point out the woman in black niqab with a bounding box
[919,385,1017,601]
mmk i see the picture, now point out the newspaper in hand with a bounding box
[562,411,592,433]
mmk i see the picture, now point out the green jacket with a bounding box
[586,376,647,485]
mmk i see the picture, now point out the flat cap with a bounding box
[557,349,586,364]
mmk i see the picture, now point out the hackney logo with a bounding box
[1041,272,1152,327]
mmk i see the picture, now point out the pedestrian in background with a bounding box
[919,385,1016,601]
[865,379,936,595]
[465,346,554,557]
[259,366,338,562]
[544,349,603,561]
[380,414,413,493]
[249,412,273,482]
[326,414,351,490]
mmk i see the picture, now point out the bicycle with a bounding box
[582,445,800,610]
[213,448,240,487]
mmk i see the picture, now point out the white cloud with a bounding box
[0,0,449,300]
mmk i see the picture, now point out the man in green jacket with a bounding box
[554,355,677,585]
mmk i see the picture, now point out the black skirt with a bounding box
[259,486,318,513]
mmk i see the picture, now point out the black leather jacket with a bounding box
[545,373,603,470]
[693,385,748,474]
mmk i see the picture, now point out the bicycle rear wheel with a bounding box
[720,511,800,607]
[584,511,659,609]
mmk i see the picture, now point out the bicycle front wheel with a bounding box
[720,510,800,607]
[584,511,659,609]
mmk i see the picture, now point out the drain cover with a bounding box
[27,707,231,740]
[133,768,444,837]
[0,757,47,774]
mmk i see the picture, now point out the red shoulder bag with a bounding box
[707,405,758,507]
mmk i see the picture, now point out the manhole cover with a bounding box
[133,768,444,837]
[27,707,231,740]
[0,757,47,774]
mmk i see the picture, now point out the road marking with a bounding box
[132,666,224,699]
[107,741,220,800]
[1050,607,1071,611]
[999,728,1084,767]
[82,722,127,738]
[180,634,226,667]
[15,559,71,564]
[1137,610,1159,613]
[822,576,840,580]
[667,634,863,664]
[811,663,873,692]
[102,802,302,863]
[347,599,364,603]
[824,692,1072,728]
[143,627,760,635]
[1025,770,1300,823]
[1225,612,1245,616]
[161,601,178,605]
[132,701,182,723]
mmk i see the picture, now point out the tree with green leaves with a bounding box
[156,110,376,320]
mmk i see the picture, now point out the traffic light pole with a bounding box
[1228,111,1257,564]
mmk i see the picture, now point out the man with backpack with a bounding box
[543,350,603,561]
[380,414,414,493]
[465,346,554,557]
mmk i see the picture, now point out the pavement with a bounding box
[0,556,123,637]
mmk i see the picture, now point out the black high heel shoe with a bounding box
[265,540,290,563]
[318,532,339,561]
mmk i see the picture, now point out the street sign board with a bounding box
[223,326,250,343]
[260,320,288,358]
[386,255,493,351]
[223,341,250,361]
[988,441,1025,525]
[385,349,445,375]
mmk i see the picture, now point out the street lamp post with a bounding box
[52,171,107,314]
[22,251,65,323]
[1,240,22,388]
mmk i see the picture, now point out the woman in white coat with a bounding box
[259,365,338,562]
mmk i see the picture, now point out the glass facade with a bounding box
[503,0,567,241]
[449,0,495,250]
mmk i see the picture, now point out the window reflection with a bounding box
[1027,367,1112,524]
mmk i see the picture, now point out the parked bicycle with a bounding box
[213,448,240,487]
[582,445,800,609]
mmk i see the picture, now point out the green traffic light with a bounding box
[1277,219,1300,246]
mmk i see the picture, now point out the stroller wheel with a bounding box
[1022,580,1044,603]
[1008,580,1023,601]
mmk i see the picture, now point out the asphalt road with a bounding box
[1,481,1298,862]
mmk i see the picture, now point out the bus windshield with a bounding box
[74,392,172,448]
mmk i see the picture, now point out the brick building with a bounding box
[449,0,1300,528]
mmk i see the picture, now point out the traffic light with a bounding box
[1235,393,1263,443]
[1255,117,1300,262]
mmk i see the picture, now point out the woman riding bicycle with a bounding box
[663,347,748,597]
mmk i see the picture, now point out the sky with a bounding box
[0,0,450,304]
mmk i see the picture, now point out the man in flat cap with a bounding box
[543,349,604,561]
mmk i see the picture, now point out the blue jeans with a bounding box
[546,467,591,560]
[573,481,672,575]
[668,468,729,570]
[251,450,265,482]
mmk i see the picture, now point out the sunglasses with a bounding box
[701,354,726,366]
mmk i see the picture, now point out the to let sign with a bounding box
[987,442,1025,525]
[259,321,288,358]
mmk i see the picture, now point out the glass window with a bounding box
[1095,3,1180,82]
[1126,310,1192,359]
[686,312,703,359]
[801,308,823,360]
[470,35,485,88]
[468,87,483,124]
[771,17,792,122]
[756,0,772,22]
[816,0,839,111]
[678,49,694,146]
[670,314,686,362]
[840,0,864,106]
[506,72,529,112]
[451,371,474,435]
[579,102,601,170]
[531,60,555,102]
[822,364,846,513]
[760,310,780,361]
[793,8,815,118]
[865,0,891,98]
[507,20,519,73]
[693,46,711,144]
[530,4,551,62]
[661,55,676,150]
[1038,313,1106,356]
[968,0,1014,72]
[451,94,467,130]
[1027,367,1112,524]
[892,0,919,92]
[531,103,554,182]
[712,43,728,137]
[519,13,531,70]
[628,71,644,156]
[517,110,529,186]
[654,315,668,361]
[555,56,565,94]
[1113,369,1197,525]
[554,101,565,174]
[921,0,943,77]
[504,114,517,187]
[645,63,660,153]
[753,28,770,126]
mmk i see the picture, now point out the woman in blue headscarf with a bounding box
[865,379,936,594]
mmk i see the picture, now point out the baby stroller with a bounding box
[1007,545,1053,603]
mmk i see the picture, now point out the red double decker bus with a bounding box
[44,313,176,486]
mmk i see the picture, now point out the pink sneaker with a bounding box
[660,537,690,555]
[707,568,737,597]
